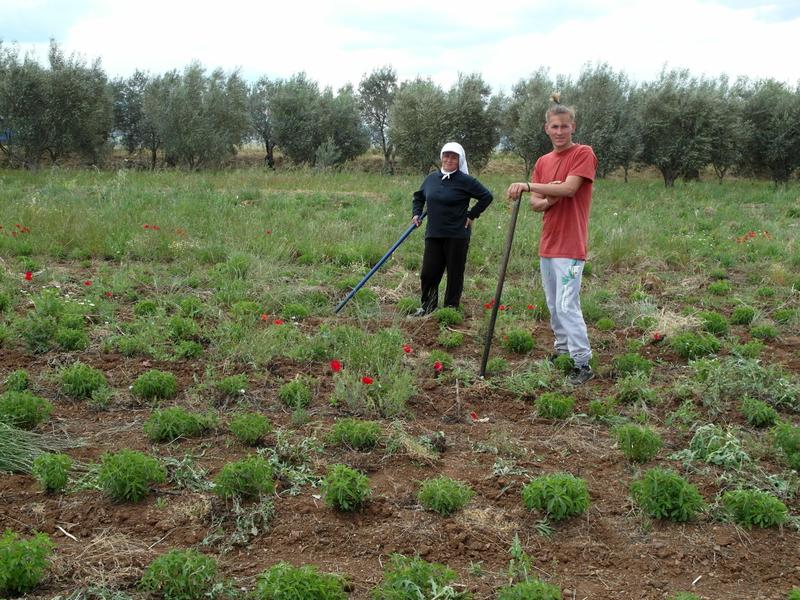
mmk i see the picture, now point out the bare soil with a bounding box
[1,305,799,600]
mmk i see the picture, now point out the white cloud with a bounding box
[9,0,800,89]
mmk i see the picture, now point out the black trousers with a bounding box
[420,237,470,312]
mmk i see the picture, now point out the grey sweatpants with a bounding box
[540,257,592,367]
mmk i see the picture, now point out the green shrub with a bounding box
[60,361,108,400]
[372,554,466,600]
[535,392,574,419]
[434,307,463,326]
[730,305,756,325]
[630,468,704,521]
[485,356,509,375]
[168,316,200,341]
[134,299,158,316]
[213,455,274,499]
[229,412,272,446]
[595,317,615,331]
[721,489,788,529]
[0,530,55,596]
[329,418,381,450]
[698,311,729,336]
[669,331,720,359]
[417,476,474,516]
[522,472,589,521]
[741,397,778,428]
[31,452,72,492]
[178,296,204,318]
[438,329,465,349]
[0,391,53,429]
[756,286,775,298]
[612,352,653,376]
[140,549,219,600]
[613,424,662,462]
[774,308,796,324]
[750,323,778,340]
[173,340,203,358]
[321,464,370,511]
[502,329,535,354]
[98,449,166,502]
[278,377,312,409]
[3,369,29,392]
[131,370,178,401]
[708,280,731,295]
[215,373,248,397]
[773,421,800,470]
[254,562,347,600]
[552,353,574,374]
[788,588,800,600]
[428,349,454,370]
[588,397,617,419]
[614,372,657,405]
[497,580,562,600]
[729,340,764,359]
[55,327,89,350]
[668,594,700,600]
[18,315,58,353]
[143,407,214,442]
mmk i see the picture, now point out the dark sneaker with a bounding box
[568,365,594,385]
[411,308,431,318]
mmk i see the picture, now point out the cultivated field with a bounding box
[1,166,799,599]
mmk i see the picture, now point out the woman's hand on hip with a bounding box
[465,218,473,229]
[412,215,422,227]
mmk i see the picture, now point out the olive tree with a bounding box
[112,69,149,155]
[501,69,555,177]
[445,73,501,172]
[248,76,277,168]
[358,66,397,173]
[317,83,369,166]
[389,77,448,174]
[740,78,800,184]
[638,69,715,186]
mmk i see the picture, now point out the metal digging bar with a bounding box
[334,212,427,314]
[479,197,522,377]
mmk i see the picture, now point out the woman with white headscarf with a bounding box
[411,142,493,315]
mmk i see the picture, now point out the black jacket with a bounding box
[412,170,493,239]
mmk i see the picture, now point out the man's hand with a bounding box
[505,182,529,200]
[412,215,422,227]
[530,196,549,212]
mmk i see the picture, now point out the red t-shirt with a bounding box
[532,144,597,260]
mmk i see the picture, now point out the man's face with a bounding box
[545,114,576,150]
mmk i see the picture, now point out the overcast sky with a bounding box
[2,0,798,92]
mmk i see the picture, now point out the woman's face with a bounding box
[441,151,460,172]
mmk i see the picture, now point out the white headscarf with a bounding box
[440,142,469,179]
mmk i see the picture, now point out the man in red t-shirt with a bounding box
[507,95,597,385]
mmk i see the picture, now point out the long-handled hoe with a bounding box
[334,212,426,314]
[479,197,522,377]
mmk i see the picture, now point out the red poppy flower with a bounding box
[433,361,443,372]
[152,225,160,231]
[24,271,32,281]
[402,344,412,353]
[361,376,373,385]
[273,319,284,325]
[484,303,492,309]
[652,332,663,342]
[143,224,149,229]
[469,411,478,421]
[104,291,113,298]
[527,304,535,310]
[83,280,92,286]
[260,313,268,321]
[330,359,342,372]
[499,305,505,311]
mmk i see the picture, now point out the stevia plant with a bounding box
[741,397,778,428]
[522,472,589,521]
[721,489,789,529]
[0,530,55,596]
[229,412,272,446]
[3,369,29,392]
[278,377,313,409]
[213,454,275,500]
[0,391,53,429]
[60,361,108,400]
[535,392,574,419]
[254,562,347,600]
[417,476,474,516]
[131,369,178,401]
[372,554,468,600]
[140,549,219,600]
[630,468,704,522]
[321,463,370,511]
[497,580,562,600]
[501,329,535,354]
[143,407,215,442]
[328,418,382,451]
[31,452,72,492]
[613,424,662,463]
[98,449,166,502]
